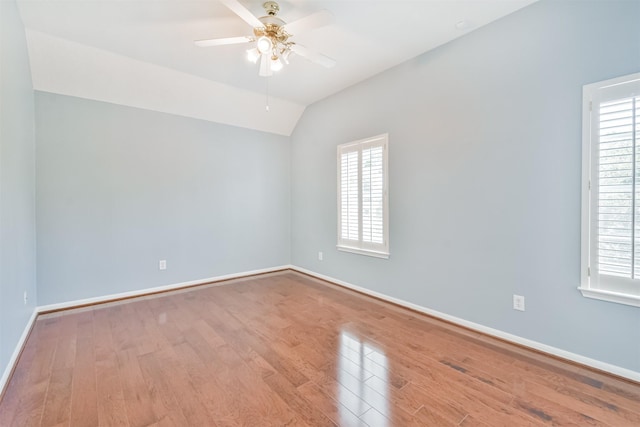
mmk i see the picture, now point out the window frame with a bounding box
[580,72,640,307]
[337,133,389,259]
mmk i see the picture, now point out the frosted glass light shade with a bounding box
[246,48,260,63]
[271,57,283,71]
[256,36,272,54]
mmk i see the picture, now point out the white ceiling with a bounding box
[17,0,536,135]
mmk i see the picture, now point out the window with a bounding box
[581,72,640,307]
[337,134,389,258]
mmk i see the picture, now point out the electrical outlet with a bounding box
[318,251,323,261]
[23,291,28,305]
[513,294,525,311]
[159,260,167,270]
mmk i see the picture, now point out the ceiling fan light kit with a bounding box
[246,47,260,63]
[195,0,335,77]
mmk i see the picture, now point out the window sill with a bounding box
[577,287,640,308]
[337,245,389,259]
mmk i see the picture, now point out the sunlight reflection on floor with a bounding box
[338,330,389,425]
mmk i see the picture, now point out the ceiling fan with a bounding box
[195,0,336,77]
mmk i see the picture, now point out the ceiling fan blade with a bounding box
[283,10,333,35]
[194,36,252,47]
[290,44,336,68]
[259,53,272,77]
[219,0,263,28]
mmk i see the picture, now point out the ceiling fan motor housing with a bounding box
[254,4,290,48]
[254,23,289,43]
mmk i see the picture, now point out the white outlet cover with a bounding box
[159,260,167,270]
[513,294,525,311]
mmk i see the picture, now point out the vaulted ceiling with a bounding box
[17,0,536,135]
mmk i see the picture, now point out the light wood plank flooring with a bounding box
[1,271,639,426]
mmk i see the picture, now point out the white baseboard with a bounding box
[0,309,37,397]
[290,265,640,383]
[1,265,290,397]
[3,264,637,399]
[37,265,291,313]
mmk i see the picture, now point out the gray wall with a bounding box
[36,93,290,305]
[0,0,38,378]
[291,0,640,371]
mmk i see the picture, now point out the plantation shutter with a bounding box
[362,145,384,245]
[596,96,639,279]
[337,134,389,258]
[588,76,640,298]
[341,150,359,241]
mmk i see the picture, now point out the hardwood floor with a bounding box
[1,271,639,426]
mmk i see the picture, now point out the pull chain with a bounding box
[265,76,270,112]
